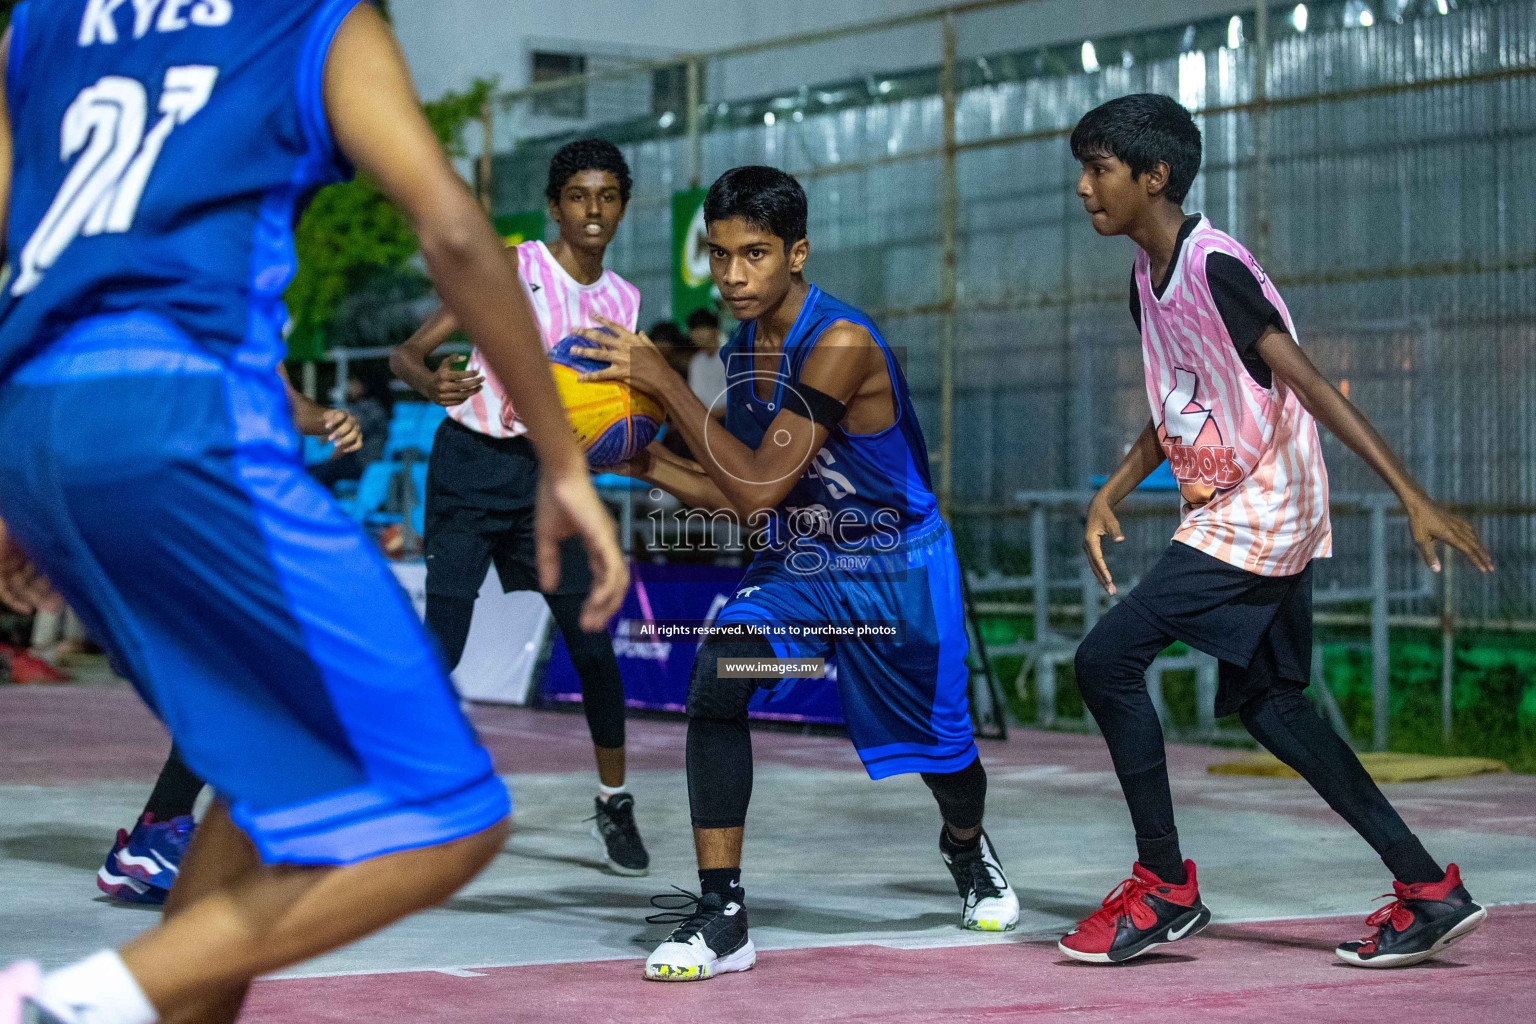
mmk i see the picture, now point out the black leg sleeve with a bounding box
[1074,601,1187,881]
[685,633,774,830]
[545,593,627,750]
[922,756,988,832]
[424,593,476,672]
[141,745,205,822]
[1240,675,1442,882]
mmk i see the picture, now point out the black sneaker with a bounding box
[644,889,756,982]
[1335,863,1487,968]
[940,829,1020,931]
[591,793,649,876]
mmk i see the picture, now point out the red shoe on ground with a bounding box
[5,648,72,685]
[1335,863,1487,968]
[1059,860,1211,964]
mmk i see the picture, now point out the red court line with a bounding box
[241,905,1533,1024]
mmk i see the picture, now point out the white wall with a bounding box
[393,0,1258,103]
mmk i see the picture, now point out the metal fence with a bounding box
[467,0,1536,626]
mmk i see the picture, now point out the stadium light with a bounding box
[1228,16,1244,50]
[658,112,676,129]
[1360,9,1374,26]
[1293,4,1309,32]
[1081,41,1100,73]
[764,111,775,126]
[1437,0,1450,13]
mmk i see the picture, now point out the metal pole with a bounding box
[478,99,495,213]
[1370,504,1390,751]
[937,13,959,517]
[686,58,704,189]
[1441,557,1455,743]
[301,361,318,403]
[1253,1,1270,261]
[1031,504,1049,646]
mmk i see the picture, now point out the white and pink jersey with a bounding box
[449,240,641,438]
[1134,218,1332,577]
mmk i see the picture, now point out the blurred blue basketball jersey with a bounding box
[0,0,355,381]
[720,285,941,551]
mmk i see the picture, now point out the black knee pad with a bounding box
[685,633,776,721]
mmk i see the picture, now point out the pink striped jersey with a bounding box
[448,240,641,438]
[1133,217,1332,577]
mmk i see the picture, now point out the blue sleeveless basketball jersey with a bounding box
[721,285,941,550]
[0,0,357,383]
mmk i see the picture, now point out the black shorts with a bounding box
[424,418,592,599]
[1122,541,1313,717]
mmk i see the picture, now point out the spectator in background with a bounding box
[648,320,694,377]
[687,308,727,421]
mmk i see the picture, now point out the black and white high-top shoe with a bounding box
[940,828,1020,932]
[591,793,649,876]
[644,889,756,982]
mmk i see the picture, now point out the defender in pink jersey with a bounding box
[391,141,650,876]
[1060,94,1494,968]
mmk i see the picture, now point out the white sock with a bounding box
[39,952,157,1024]
[597,782,628,803]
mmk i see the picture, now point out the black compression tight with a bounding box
[141,745,205,823]
[1075,601,1443,884]
[425,591,627,750]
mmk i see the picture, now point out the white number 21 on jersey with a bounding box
[11,65,219,297]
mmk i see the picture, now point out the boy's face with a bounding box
[689,323,719,351]
[549,169,626,253]
[1076,153,1154,237]
[706,217,808,322]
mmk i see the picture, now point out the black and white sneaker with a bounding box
[591,793,649,876]
[644,889,756,982]
[940,828,1020,932]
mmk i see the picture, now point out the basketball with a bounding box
[548,333,664,467]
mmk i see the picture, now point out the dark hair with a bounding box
[704,166,807,246]
[686,308,720,332]
[1070,94,1202,205]
[648,320,689,350]
[546,138,632,205]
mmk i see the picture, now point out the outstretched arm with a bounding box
[574,318,875,517]
[1256,327,1494,574]
[322,5,626,628]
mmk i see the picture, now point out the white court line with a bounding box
[269,900,1536,982]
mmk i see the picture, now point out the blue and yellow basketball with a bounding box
[549,334,665,467]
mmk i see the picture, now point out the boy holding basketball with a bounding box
[1062,93,1493,967]
[574,166,1018,982]
[391,139,649,875]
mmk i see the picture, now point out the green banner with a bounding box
[672,188,716,325]
[494,210,545,246]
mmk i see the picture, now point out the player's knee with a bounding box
[1072,627,1118,704]
[686,634,774,721]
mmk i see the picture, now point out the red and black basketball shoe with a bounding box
[1058,860,1211,964]
[1335,863,1486,968]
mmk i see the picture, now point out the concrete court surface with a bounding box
[2,679,1533,1023]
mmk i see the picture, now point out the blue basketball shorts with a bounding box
[715,519,978,779]
[0,314,509,865]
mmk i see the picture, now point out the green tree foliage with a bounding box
[285,79,495,357]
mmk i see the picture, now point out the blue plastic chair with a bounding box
[350,461,400,524]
